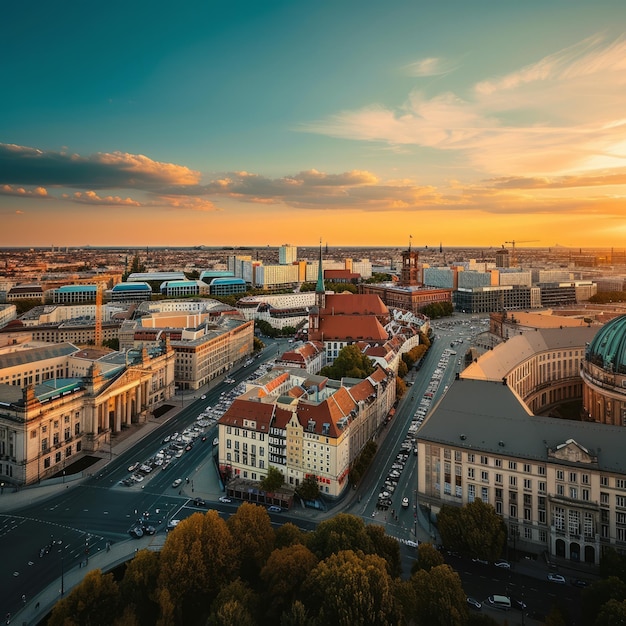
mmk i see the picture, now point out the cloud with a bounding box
[403,57,458,77]
[63,190,142,207]
[0,143,200,189]
[487,169,626,190]
[0,184,49,197]
[300,34,626,178]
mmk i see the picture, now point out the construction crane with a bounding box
[94,283,104,347]
[504,240,539,267]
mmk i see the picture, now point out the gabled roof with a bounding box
[321,293,388,316]
[218,398,275,433]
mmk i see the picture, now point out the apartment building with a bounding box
[218,365,395,498]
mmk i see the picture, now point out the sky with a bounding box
[2,0,626,249]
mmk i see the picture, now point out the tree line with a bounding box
[48,509,488,626]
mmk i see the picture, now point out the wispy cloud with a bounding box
[300,34,626,178]
[63,191,142,207]
[403,56,458,77]
[0,184,49,198]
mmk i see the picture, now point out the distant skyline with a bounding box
[2,1,626,248]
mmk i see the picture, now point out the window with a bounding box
[467,468,475,479]
[523,463,531,473]
[538,481,546,494]
[481,471,489,482]
[617,495,626,508]
[557,484,564,496]
[569,487,578,500]
[509,461,517,470]
[468,484,475,503]
[582,489,590,502]
[495,458,502,468]
[481,487,488,502]
[582,473,590,485]
[510,504,517,517]
[454,451,462,462]
[480,455,488,465]
[539,530,547,543]
[524,478,532,490]
[509,476,517,487]
[495,473,503,484]
[538,466,546,476]
[601,476,609,487]
[467,454,475,463]
[569,472,577,483]
[617,479,626,490]
[524,527,532,540]
[601,492,610,505]
[557,470,564,481]
[539,510,547,524]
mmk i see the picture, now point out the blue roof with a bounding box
[200,270,235,279]
[586,315,626,374]
[57,285,97,293]
[210,277,246,285]
[112,282,152,292]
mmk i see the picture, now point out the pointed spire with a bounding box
[408,234,412,253]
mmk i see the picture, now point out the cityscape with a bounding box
[2,1,626,624]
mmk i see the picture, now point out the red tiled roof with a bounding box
[218,398,275,432]
[321,293,388,316]
[317,315,388,341]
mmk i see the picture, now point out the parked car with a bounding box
[218,496,232,503]
[512,598,527,611]
[267,505,282,513]
[547,573,566,584]
[573,578,590,588]
[129,526,144,538]
[166,519,181,531]
[127,462,140,473]
[466,597,482,610]
[172,478,183,488]
[193,498,206,507]
[494,559,511,569]
[402,497,409,508]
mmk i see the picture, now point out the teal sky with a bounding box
[2,1,626,248]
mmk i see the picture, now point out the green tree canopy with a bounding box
[261,465,285,492]
[120,549,161,626]
[413,542,445,573]
[206,579,259,626]
[308,513,373,561]
[275,522,307,549]
[296,475,321,501]
[319,344,375,380]
[582,576,626,625]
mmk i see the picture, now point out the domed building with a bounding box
[581,315,626,425]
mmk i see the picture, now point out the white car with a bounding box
[201,395,206,399]
[218,496,232,503]
[172,478,183,488]
[402,497,409,508]
[547,573,566,584]
[494,559,511,569]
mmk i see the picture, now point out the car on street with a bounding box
[402,497,409,508]
[129,526,144,538]
[472,557,489,565]
[192,498,206,507]
[494,559,511,569]
[127,462,140,472]
[573,578,590,588]
[466,597,482,610]
[172,478,183,488]
[512,598,527,611]
[218,496,232,503]
[167,519,181,531]
[547,573,566,584]
[201,394,206,399]
[213,437,219,446]
[267,505,282,513]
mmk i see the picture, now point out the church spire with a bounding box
[315,237,325,309]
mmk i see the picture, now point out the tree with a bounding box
[396,376,407,398]
[319,344,375,380]
[397,359,408,378]
[366,523,402,578]
[303,550,398,626]
[261,544,319,620]
[296,475,321,501]
[157,511,240,624]
[413,542,445,573]
[582,577,626,625]
[279,600,316,626]
[253,336,265,352]
[600,547,626,583]
[410,564,468,626]
[275,522,307,548]
[206,579,259,626]
[595,598,626,626]
[436,501,505,561]
[120,549,161,626]
[227,503,275,583]
[48,569,120,626]
[261,465,285,492]
[308,513,373,561]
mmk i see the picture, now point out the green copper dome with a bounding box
[586,315,626,374]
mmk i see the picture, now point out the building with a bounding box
[109,282,153,302]
[160,279,210,298]
[581,315,626,426]
[206,276,247,296]
[360,283,453,316]
[0,341,175,487]
[275,341,326,373]
[416,377,626,565]
[279,244,297,265]
[217,365,396,499]
[50,284,98,304]
[7,284,44,302]
[120,312,254,390]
